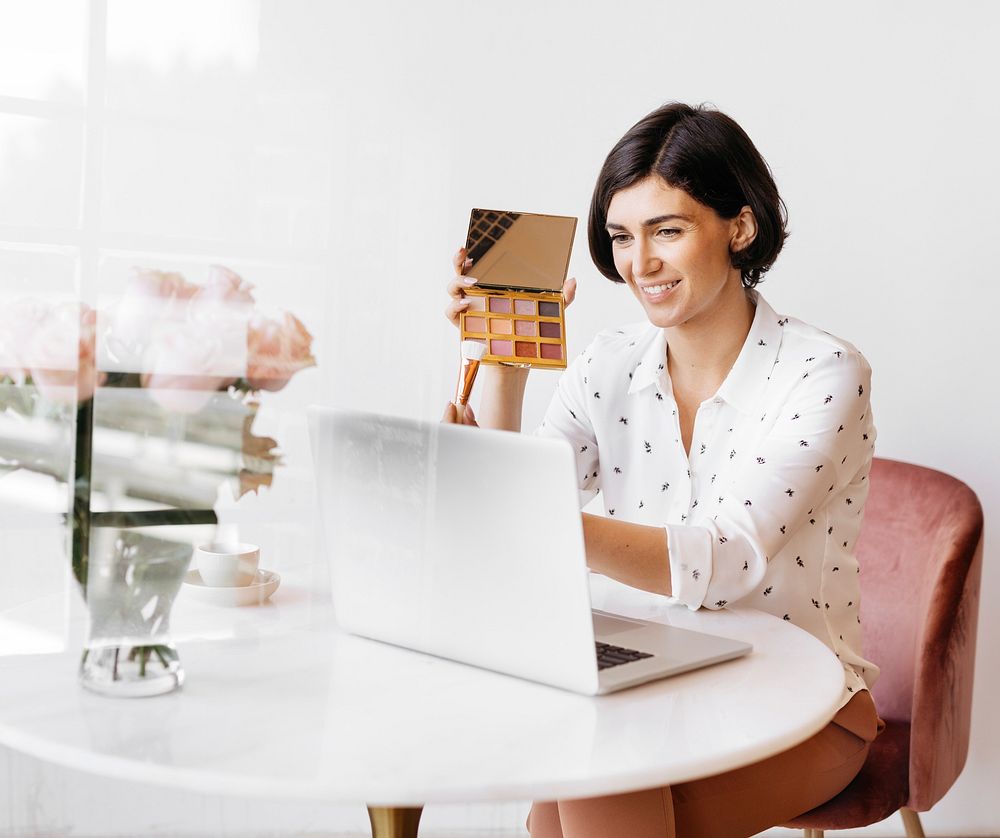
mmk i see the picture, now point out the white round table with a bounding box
[0,573,844,837]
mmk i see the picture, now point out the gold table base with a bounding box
[367,806,424,838]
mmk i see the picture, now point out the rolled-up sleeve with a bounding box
[668,351,874,610]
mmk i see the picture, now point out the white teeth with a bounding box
[642,280,679,295]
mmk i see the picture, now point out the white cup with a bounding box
[196,542,260,587]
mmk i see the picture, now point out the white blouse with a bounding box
[536,291,879,706]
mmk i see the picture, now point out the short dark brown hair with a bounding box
[588,102,788,288]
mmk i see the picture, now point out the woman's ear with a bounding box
[730,205,758,253]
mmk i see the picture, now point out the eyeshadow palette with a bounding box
[459,208,576,370]
[460,287,566,367]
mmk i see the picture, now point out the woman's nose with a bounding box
[633,237,661,279]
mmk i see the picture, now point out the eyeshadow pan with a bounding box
[461,286,566,369]
[464,316,487,333]
[515,341,537,358]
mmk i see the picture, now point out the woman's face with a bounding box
[605,176,750,330]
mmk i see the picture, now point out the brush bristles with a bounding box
[461,340,487,361]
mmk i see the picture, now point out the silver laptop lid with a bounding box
[309,407,600,694]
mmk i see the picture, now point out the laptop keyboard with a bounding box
[595,641,653,671]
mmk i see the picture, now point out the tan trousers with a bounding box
[527,690,882,838]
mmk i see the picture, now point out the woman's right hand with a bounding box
[441,402,479,426]
[444,247,477,327]
[444,246,578,328]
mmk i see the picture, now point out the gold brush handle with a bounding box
[454,356,481,407]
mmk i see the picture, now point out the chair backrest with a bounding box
[857,457,984,811]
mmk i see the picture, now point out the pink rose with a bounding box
[186,265,255,344]
[101,268,201,373]
[195,265,255,306]
[0,297,48,384]
[140,324,239,414]
[23,301,106,405]
[246,312,316,391]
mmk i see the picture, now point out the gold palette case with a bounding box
[460,208,577,370]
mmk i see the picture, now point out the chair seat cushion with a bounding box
[785,720,911,829]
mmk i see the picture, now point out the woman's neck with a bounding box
[665,286,756,392]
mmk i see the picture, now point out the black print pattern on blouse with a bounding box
[549,304,875,705]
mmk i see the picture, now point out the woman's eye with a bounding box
[610,233,632,244]
[657,228,681,238]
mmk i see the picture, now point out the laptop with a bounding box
[308,407,751,695]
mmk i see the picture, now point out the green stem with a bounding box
[71,398,94,594]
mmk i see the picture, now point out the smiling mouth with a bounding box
[641,280,681,296]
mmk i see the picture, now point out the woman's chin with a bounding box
[639,298,688,329]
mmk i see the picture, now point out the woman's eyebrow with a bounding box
[605,214,693,231]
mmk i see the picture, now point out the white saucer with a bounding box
[183,569,281,607]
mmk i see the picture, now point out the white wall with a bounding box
[1,0,997,835]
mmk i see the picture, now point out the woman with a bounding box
[443,102,882,838]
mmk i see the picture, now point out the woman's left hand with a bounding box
[441,402,479,426]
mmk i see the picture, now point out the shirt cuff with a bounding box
[665,524,713,611]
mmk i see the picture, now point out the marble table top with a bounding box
[0,571,844,806]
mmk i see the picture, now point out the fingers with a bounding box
[453,247,473,275]
[445,247,477,327]
[441,402,479,426]
[446,273,478,298]
[445,296,471,327]
[563,276,577,309]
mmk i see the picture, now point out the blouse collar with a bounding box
[627,290,784,415]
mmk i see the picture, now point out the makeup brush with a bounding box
[454,340,487,409]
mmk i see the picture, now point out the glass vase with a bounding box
[79,529,193,697]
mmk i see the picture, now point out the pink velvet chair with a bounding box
[785,457,985,838]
